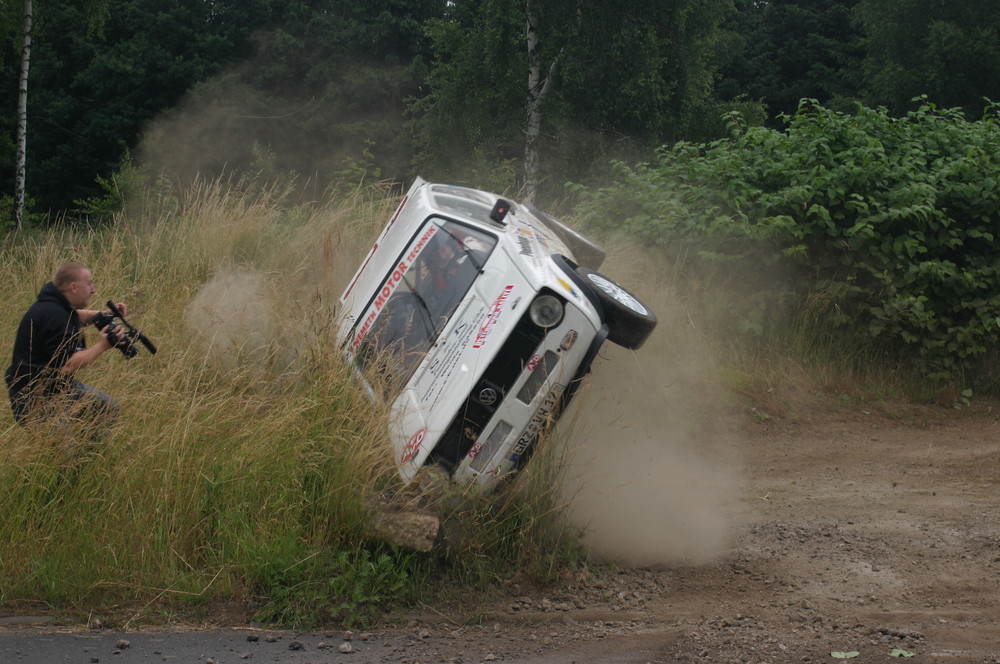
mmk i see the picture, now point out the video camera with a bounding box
[91,301,158,359]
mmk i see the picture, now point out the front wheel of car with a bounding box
[577,267,657,349]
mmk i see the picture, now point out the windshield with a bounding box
[351,218,496,394]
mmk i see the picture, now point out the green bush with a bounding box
[251,547,416,629]
[574,98,1000,382]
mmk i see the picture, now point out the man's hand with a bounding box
[98,320,126,348]
[79,302,128,326]
[62,323,123,374]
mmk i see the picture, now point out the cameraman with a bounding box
[5,262,127,433]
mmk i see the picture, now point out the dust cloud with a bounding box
[186,267,283,374]
[138,62,389,372]
[552,245,744,567]
[135,61,412,201]
[183,220,361,378]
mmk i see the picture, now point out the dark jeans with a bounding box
[7,376,120,437]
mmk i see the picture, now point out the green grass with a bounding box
[0,178,585,628]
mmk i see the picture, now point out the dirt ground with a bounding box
[381,396,1000,664]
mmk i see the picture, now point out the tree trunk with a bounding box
[523,0,579,203]
[524,0,543,203]
[14,0,33,231]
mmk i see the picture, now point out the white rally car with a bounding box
[337,178,656,494]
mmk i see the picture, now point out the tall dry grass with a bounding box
[0,179,432,624]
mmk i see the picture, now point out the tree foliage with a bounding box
[408,0,535,191]
[554,0,737,142]
[411,0,740,199]
[857,0,1000,117]
[715,0,864,121]
[573,100,1000,381]
[1,0,263,215]
[1,0,439,218]
[3,0,1000,223]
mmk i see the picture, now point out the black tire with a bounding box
[523,203,606,269]
[576,267,657,349]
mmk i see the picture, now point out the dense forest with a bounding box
[2,0,999,224]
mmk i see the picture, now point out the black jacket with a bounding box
[5,282,84,395]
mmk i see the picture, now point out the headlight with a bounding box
[529,294,564,328]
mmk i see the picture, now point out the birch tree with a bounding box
[523,0,580,202]
[12,0,32,231]
[6,0,111,231]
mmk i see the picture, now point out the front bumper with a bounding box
[451,302,604,491]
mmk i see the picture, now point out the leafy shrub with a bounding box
[573,98,1000,382]
[252,548,416,629]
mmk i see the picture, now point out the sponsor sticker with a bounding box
[473,285,515,349]
[400,427,426,464]
[516,229,534,257]
[351,225,438,349]
[557,277,579,298]
[420,300,486,406]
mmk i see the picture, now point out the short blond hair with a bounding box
[53,262,89,291]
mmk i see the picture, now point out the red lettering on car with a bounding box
[474,285,515,349]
